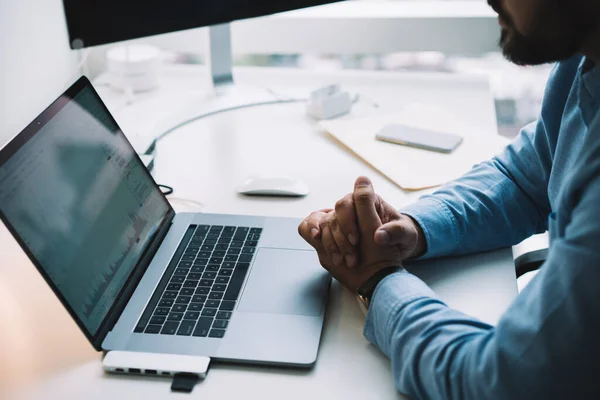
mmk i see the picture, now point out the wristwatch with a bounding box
[357,266,404,309]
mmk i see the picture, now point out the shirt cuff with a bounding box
[401,196,460,259]
[363,271,439,357]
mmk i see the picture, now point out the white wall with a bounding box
[0,0,77,145]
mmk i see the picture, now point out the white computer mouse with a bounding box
[237,176,309,197]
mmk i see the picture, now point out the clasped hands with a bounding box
[298,176,426,292]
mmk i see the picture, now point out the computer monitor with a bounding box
[62,0,342,144]
[62,0,340,49]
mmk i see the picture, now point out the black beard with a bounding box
[499,27,583,66]
[495,0,597,66]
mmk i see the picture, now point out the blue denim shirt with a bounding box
[364,54,600,399]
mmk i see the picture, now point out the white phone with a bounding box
[375,124,463,153]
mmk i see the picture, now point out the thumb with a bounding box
[353,176,382,233]
[374,219,414,246]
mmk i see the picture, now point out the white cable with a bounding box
[154,87,381,144]
[154,95,307,143]
[97,82,378,149]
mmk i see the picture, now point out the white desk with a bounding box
[2,66,517,400]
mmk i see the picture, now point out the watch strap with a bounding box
[357,266,404,301]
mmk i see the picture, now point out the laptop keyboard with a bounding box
[134,224,260,338]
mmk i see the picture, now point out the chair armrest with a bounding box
[512,233,549,278]
[514,248,548,277]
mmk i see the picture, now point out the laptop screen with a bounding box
[0,80,172,337]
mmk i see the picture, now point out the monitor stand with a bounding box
[150,24,304,148]
[204,24,276,106]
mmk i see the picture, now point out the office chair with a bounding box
[513,233,549,292]
[513,233,549,277]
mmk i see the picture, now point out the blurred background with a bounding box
[1,0,553,147]
[161,0,552,137]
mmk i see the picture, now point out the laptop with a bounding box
[0,77,330,367]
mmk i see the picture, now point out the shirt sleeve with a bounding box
[364,172,600,399]
[400,129,552,259]
[401,58,581,259]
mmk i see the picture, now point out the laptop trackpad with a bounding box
[237,248,328,317]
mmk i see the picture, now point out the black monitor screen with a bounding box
[0,80,173,338]
[62,0,341,48]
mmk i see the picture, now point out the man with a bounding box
[298,0,600,398]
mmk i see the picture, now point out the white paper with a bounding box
[320,104,511,190]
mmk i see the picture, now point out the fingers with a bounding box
[375,219,409,246]
[353,176,382,233]
[298,207,356,269]
[374,219,412,244]
[375,219,419,258]
[329,217,357,268]
[334,194,359,246]
[321,224,343,266]
[298,209,333,238]
[374,228,391,245]
[298,210,331,250]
